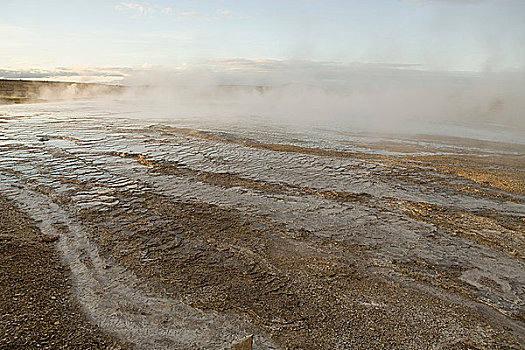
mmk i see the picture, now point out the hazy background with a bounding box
[1,0,524,132]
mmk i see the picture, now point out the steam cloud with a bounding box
[18,60,522,136]
[115,61,525,133]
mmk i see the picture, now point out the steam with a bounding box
[38,83,122,101]
[115,62,525,133]
[27,60,524,136]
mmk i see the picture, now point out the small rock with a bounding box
[42,235,59,243]
[232,335,253,350]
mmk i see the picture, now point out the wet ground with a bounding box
[0,100,524,349]
[0,194,130,349]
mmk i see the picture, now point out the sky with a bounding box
[1,0,525,83]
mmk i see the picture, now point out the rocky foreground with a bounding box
[0,195,130,349]
[0,96,524,349]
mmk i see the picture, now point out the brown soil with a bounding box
[0,195,128,349]
[1,107,524,349]
[74,187,522,349]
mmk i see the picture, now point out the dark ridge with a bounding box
[0,79,125,104]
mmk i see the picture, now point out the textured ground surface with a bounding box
[0,195,129,349]
[0,100,524,349]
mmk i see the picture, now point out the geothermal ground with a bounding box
[0,99,524,349]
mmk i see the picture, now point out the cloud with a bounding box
[0,66,131,83]
[115,2,154,18]
[114,2,236,21]
[118,59,470,93]
[170,9,236,21]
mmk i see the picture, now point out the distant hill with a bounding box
[0,79,125,104]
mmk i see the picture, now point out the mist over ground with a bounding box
[114,62,525,135]
[5,61,522,139]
